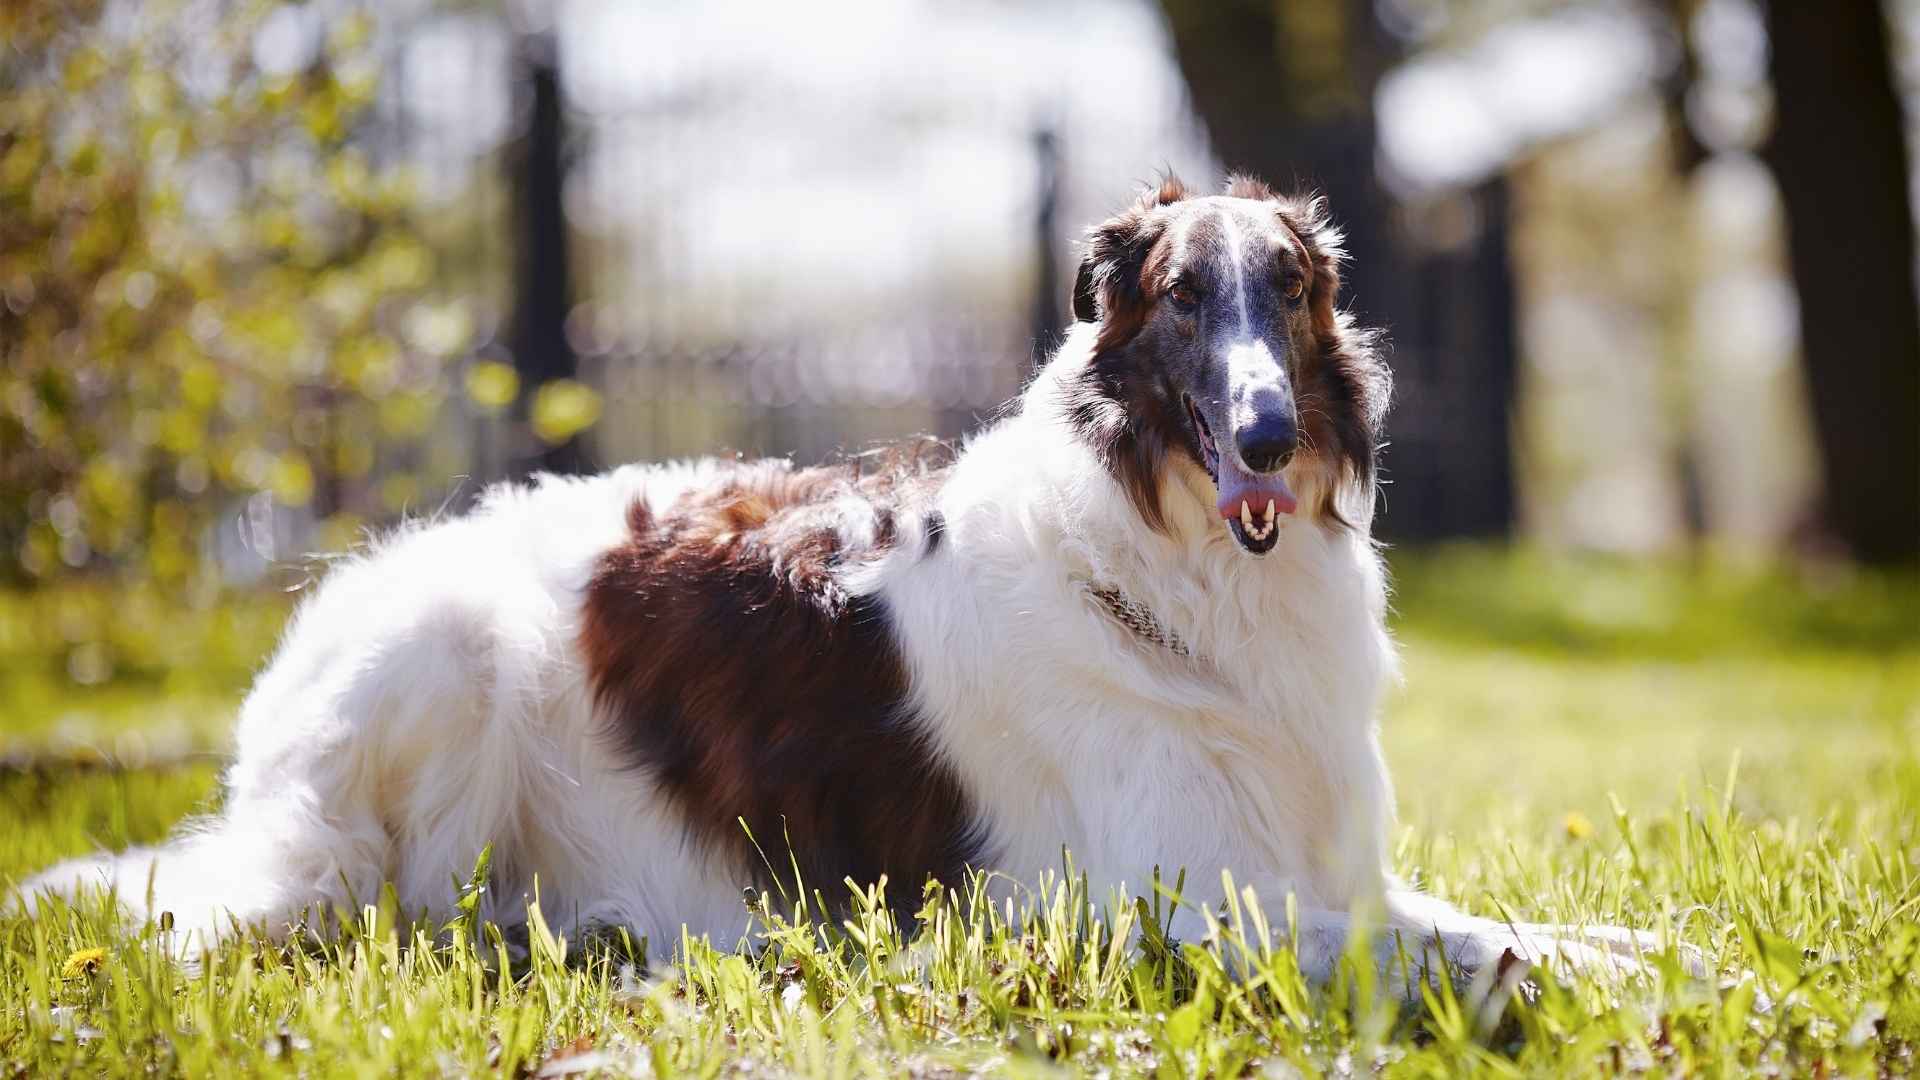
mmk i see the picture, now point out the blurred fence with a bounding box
[582,320,1027,468]
[19,0,1881,596]
[442,1,1215,497]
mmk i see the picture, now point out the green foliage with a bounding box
[0,582,288,751]
[0,0,473,593]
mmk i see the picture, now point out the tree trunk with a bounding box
[1158,0,1393,324]
[1763,0,1920,563]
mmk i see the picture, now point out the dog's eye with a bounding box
[1282,276,1306,302]
[1168,283,1198,307]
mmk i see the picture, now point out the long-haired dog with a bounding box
[24,175,1681,987]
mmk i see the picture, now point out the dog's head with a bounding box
[1064,175,1389,553]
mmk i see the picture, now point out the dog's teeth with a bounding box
[1240,501,1253,532]
[1264,499,1276,527]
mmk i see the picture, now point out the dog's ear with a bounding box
[1075,175,1187,347]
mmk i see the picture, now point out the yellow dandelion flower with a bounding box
[61,947,108,979]
[1563,811,1596,840]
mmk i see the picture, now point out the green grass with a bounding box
[3,550,1918,1076]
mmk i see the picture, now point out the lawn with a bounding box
[2,549,1916,1076]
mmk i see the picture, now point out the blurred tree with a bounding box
[1762,0,1919,564]
[0,0,471,593]
[506,32,591,477]
[1659,0,1710,542]
[1030,126,1064,375]
[1157,0,1390,347]
[1156,0,1520,540]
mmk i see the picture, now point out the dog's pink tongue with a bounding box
[1216,460,1298,520]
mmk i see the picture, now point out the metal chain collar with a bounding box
[1085,582,1192,658]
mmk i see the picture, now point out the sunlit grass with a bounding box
[2,550,1916,1075]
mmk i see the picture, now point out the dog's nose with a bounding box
[1235,415,1297,474]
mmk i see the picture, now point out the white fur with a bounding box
[20,325,1674,985]
[1218,207,1254,337]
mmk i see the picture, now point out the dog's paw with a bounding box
[1456,923,1747,1004]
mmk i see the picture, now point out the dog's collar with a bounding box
[1085,582,1192,658]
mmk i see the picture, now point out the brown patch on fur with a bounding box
[579,443,984,907]
[1061,364,1184,535]
[1063,178,1189,533]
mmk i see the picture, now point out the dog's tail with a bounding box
[21,834,224,930]
[16,795,389,949]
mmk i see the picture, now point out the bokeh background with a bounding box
[5,10,1919,1072]
[0,0,1914,772]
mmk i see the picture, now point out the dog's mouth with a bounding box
[1183,394,1296,556]
[1185,393,1223,485]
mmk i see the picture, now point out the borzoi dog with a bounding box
[25,175,1675,986]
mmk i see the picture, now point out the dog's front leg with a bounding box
[1153,878,1530,991]
[1148,878,1690,995]
[1188,897,1539,997]
[1383,885,1704,982]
